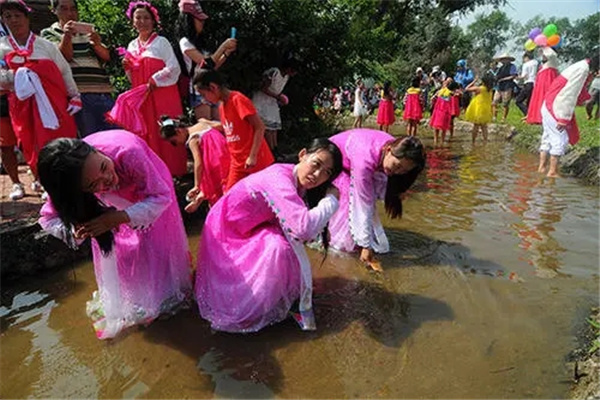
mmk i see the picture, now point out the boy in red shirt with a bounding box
[193,69,274,190]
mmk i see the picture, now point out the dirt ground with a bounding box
[569,308,600,399]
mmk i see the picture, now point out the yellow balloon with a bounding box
[524,39,536,51]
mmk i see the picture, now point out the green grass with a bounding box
[504,106,599,152]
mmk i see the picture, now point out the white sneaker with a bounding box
[31,181,43,193]
[9,183,24,201]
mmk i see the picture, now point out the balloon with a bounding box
[534,34,548,47]
[547,34,560,47]
[528,27,542,40]
[553,36,564,49]
[543,23,558,37]
[524,39,536,51]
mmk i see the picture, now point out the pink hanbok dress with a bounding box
[195,164,339,333]
[123,33,187,176]
[429,87,452,131]
[328,129,392,254]
[39,130,192,340]
[187,127,229,206]
[402,88,423,122]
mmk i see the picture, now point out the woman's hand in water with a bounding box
[360,247,383,272]
[77,211,130,238]
[326,185,340,200]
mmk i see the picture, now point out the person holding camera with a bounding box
[42,0,115,137]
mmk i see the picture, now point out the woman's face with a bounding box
[382,148,416,176]
[1,9,29,37]
[132,7,155,34]
[81,151,119,193]
[193,17,205,34]
[297,149,335,190]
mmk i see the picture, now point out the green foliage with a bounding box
[466,10,511,69]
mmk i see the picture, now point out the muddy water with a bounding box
[1,128,598,399]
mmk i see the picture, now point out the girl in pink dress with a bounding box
[118,1,187,176]
[38,130,193,340]
[0,0,79,196]
[402,77,423,136]
[429,78,454,143]
[376,80,395,132]
[195,138,343,333]
[159,116,229,212]
[328,130,425,271]
[527,47,559,125]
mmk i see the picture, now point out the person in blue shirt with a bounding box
[454,59,474,109]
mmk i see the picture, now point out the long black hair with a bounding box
[174,12,207,77]
[303,138,343,254]
[38,139,115,255]
[383,136,426,219]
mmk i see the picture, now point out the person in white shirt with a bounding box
[516,51,538,116]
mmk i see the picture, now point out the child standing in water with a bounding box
[377,81,395,133]
[402,77,423,136]
[193,69,274,191]
[464,74,495,143]
[159,116,229,212]
[449,82,461,140]
[429,78,453,144]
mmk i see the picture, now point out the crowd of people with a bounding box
[0,0,597,340]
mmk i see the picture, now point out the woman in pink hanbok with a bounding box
[159,116,229,212]
[328,130,426,271]
[117,1,187,176]
[37,130,193,340]
[195,138,343,333]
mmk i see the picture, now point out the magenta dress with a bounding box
[195,164,339,333]
[328,129,392,254]
[377,97,396,126]
[429,88,452,131]
[187,127,229,206]
[403,91,423,122]
[39,130,192,340]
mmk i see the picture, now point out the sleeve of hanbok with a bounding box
[262,186,339,242]
[348,165,377,248]
[553,60,590,124]
[151,37,181,87]
[118,143,174,229]
[43,39,79,98]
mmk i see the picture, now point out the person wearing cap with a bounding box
[41,0,116,137]
[0,0,80,199]
[175,0,237,121]
[526,47,559,125]
[515,51,538,117]
[454,59,473,109]
[492,52,517,122]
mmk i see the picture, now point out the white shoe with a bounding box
[41,191,49,201]
[31,181,43,193]
[9,183,24,201]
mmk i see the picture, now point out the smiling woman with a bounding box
[195,138,343,333]
[36,129,193,340]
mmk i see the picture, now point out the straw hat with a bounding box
[494,52,515,62]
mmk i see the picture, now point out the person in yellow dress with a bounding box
[464,74,495,143]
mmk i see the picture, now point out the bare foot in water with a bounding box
[546,172,561,178]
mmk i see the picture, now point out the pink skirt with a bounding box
[377,99,396,126]
[451,95,460,117]
[403,93,423,121]
[430,98,451,131]
[199,129,230,206]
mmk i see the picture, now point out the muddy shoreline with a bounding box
[568,308,600,399]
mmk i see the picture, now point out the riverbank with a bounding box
[568,308,600,400]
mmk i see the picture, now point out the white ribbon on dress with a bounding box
[14,67,59,130]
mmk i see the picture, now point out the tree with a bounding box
[466,10,512,69]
